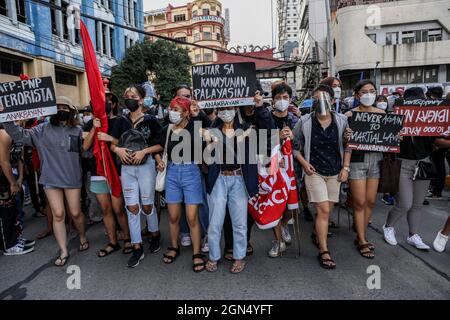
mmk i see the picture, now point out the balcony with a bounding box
[192,15,224,25]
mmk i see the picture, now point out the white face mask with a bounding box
[218,109,236,123]
[377,102,387,110]
[360,93,376,107]
[169,110,182,124]
[83,115,92,123]
[333,87,342,99]
[274,99,290,112]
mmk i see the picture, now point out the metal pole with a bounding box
[325,0,336,77]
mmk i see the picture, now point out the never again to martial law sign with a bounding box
[394,99,450,136]
[348,112,405,153]
[0,77,56,123]
[192,62,257,109]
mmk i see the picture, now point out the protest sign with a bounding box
[192,62,257,109]
[393,99,450,136]
[0,77,56,123]
[348,112,404,153]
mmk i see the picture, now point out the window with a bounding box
[367,34,376,43]
[447,65,450,82]
[50,0,58,35]
[204,52,213,62]
[16,0,26,23]
[109,28,114,58]
[386,32,398,45]
[193,10,198,17]
[0,0,7,16]
[402,31,415,44]
[408,67,423,84]
[194,33,200,41]
[394,68,408,84]
[61,0,69,40]
[202,8,209,16]
[204,32,211,40]
[55,67,77,86]
[424,66,438,83]
[124,35,128,49]
[195,54,201,63]
[217,11,221,17]
[175,36,187,42]
[0,55,23,76]
[428,28,442,42]
[173,14,186,22]
[102,23,107,55]
[216,33,221,41]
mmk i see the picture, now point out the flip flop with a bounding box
[54,254,70,267]
[79,240,90,252]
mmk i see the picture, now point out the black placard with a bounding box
[0,76,57,123]
[192,62,257,109]
[348,112,405,153]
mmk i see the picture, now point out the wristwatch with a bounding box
[343,166,350,173]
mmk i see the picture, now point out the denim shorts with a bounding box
[165,162,203,205]
[349,152,383,180]
[90,176,111,194]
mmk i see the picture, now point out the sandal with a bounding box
[206,260,218,272]
[98,243,121,258]
[356,243,375,259]
[122,239,133,254]
[54,254,70,267]
[230,260,246,274]
[192,253,206,273]
[354,239,375,251]
[163,247,180,264]
[224,249,233,261]
[78,240,90,252]
[318,251,336,269]
[246,243,254,256]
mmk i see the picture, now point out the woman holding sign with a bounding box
[345,80,385,259]
[2,96,88,266]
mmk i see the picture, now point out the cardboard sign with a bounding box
[192,62,257,109]
[348,112,404,153]
[394,99,450,136]
[0,77,57,122]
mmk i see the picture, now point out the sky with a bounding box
[143,0,275,48]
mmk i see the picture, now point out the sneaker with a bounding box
[201,236,209,253]
[383,224,397,246]
[433,231,448,253]
[149,236,161,254]
[381,195,395,206]
[287,218,294,225]
[268,240,286,258]
[3,243,34,256]
[425,194,443,200]
[127,247,145,268]
[180,235,192,247]
[281,225,292,244]
[407,234,430,251]
[18,237,36,248]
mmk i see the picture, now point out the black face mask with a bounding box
[57,110,71,122]
[124,99,140,112]
[105,102,112,115]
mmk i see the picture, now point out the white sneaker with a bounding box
[432,231,448,253]
[287,218,294,225]
[281,225,292,244]
[407,234,430,250]
[3,243,34,256]
[201,236,209,253]
[383,224,397,246]
[268,240,286,258]
[180,235,192,247]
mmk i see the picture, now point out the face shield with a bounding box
[313,91,332,116]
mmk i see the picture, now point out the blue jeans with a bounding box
[207,174,248,261]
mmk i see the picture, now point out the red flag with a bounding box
[80,21,122,198]
[281,138,299,210]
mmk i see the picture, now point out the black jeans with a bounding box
[0,198,18,251]
[223,207,255,252]
[431,148,448,196]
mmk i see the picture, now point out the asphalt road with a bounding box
[0,193,448,300]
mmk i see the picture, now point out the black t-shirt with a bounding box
[272,114,288,131]
[111,114,162,148]
[83,117,121,175]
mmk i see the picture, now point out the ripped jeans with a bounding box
[121,158,158,245]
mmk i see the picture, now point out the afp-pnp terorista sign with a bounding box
[0,77,57,123]
[192,62,257,109]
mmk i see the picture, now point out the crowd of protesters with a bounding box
[1,75,449,273]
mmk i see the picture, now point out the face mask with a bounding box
[218,109,236,123]
[333,87,342,99]
[83,115,92,123]
[360,93,376,107]
[124,99,140,112]
[144,97,153,108]
[377,102,387,110]
[274,99,289,112]
[169,110,182,124]
[57,110,71,122]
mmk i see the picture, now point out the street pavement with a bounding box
[0,193,449,300]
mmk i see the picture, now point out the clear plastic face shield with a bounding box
[313,91,332,116]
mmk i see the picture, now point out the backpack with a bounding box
[118,116,149,165]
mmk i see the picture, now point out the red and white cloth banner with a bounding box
[248,138,299,230]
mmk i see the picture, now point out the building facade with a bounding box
[333,0,450,96]
[144,0,228,65]
[277,0,302,61]
[0,0,144,107]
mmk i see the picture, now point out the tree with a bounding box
[110,39,192,105]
